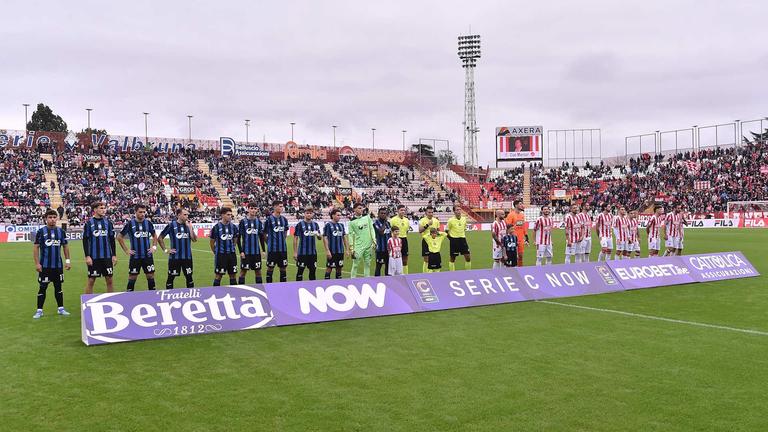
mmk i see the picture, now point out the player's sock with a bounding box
[238,276,246,284]
[374,263,382,276]
[422,262,427,273]
[147,279,156,290]
[228,277,237,285]
[165,275,175,289]
[213,279,221,287]
[363,261,371,277]
[403,265,409,274]
[37,282,49,309]
[296,267,304,281]
[564,255,571,264]
[255,275,263,284]
[324,271,331,280]
[466,261,472,270]
[335,268,342,279]
[126,279,136,292]
[308,267,316,280]
[598,252,605,261]
[185,276,194,288]
[535,257,542,266]
[279,269,287,283]
[449,262,456,271]
[266,270,274,283]
[52,281,63,307]
[517,257,523,267]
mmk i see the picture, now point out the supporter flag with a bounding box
[761,165,768,175]
[681,160,700,174]
[694,180,710,190]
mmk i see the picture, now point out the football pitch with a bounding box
[1,229,767,431]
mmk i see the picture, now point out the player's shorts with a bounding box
[400,238,409,257]
[503,257,518,267]
[240,253,262,270]
[376,251,389,264]
[388,257,404,275]
[326,252,345,268]
[87,258,114,278]
[666,236,684,249]
[427,252,442,269]
[492,245,504,260]
[296,254,317,269]
[168,259,194,276]
[38,268,64,284]
[421,239,429,257]
[581,237,592,254]
[616,241,627,252]
[449,237,470,257]
[536,244,553,258]
[267,251,288,268]
[129,256,155,275]
[629,241,641,253]
[214,253,238,275]
[565,244,578,256]
[648,237,660,251]
[600,236,613,250]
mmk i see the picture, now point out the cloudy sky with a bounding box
[1,0,766,165]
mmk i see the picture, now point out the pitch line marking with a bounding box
[540,300,768,337]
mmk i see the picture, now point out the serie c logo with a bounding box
[411,279,439,303]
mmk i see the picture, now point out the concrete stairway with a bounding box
[197,159,234,208]
[522,165,531,206]
[39,154,65,218]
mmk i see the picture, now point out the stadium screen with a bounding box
[496,125,544,161]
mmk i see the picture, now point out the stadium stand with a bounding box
[0,149,50,224]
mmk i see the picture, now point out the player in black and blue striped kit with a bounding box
[118,204,159,291]
[373,207,392,276]
[263,201,289,283]
[83,201,117,294]
[209,207,239,286]
[293,206,322,281]
[157,208,197,289]
[322,209,349,280]
[237,202,265,284]
[32,210,71,319]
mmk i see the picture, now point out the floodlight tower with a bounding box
[458,34,481,168]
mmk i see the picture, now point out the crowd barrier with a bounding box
[81,251,759,345]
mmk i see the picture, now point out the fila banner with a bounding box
[81,251,759,345]
[496,125,543,161]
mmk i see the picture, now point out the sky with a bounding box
[1,0,766,166]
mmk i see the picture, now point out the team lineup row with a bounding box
[30,200,688,318]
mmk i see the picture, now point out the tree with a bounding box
[746,129,767,144]
[436,149,457,166]
[410,143,435,161]
[80,127,109,136]
[27,103,67,132]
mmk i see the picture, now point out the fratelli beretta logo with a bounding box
[81,285,275,345]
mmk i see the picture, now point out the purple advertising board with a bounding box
[606,256,696,290]
[515,261,625,299]
[404,268,530,311]
[680,251,761,282]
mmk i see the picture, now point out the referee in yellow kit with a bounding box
[418,206,441,274]
[446,206,471,271]
[389,205,412,274]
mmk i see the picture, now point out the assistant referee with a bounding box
[446,206,471,271]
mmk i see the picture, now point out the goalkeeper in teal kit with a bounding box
[348,203,376,278]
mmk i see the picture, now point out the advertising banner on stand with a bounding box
[681,251,760,282]
[405,269,529,311]
[606,257,696,289]
[515,262,624,299]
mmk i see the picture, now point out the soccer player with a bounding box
[387,226,404,276]
[422,228,447,272]
[323,208,349,280]
[389,205,411,274]
[505,200,528,266]
[83,201,117,294]
[373,208,392,276]
[564,203,583,264]
[263,201,289,283]
[418,206,441,273]
[646,205,665,256]
[209,207,239,286]
[293,206,322,281]
[157,208,197,289]
[446,206,471,271]
[664,204,686,256]
[594,205,614,262]
[612,206,629,260]
[348,203,376,278]
[627,210,641,258]
[501,225,519,267]
[491,209,507,269]
[237,202,265,284]
[533,205,554,266]
[117,204,158,291]
[578,203,594,262]
[32,209,71,318]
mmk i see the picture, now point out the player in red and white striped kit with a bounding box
[491,209,507,269]
[534,205,554,266]
[578,203,593,262]
[564,204,583,264]
[626,210,640,258]
[594,205,614,262]
[663,204,687,256]
[646,206,665,256]
[387,227,404,275]
[612,206,630,260]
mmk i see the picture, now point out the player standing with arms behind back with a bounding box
[83,201,117,294]
[534,205,554,266]
[157,208,196,289]
[373,208,391,276]
[210,207,239,286]
[323,209,349,280]
[594,205,614,262]
[387,226,404,275]
[117,204,158,291]
[578,203,593,262]
[293,207,322,281]
[612,206,629,260]
[491,209,507,269]
[418,206,441,273]
[505,200,529,266]
[389,205,411,274]
[663,204,686,256]
[646,205,665,256]
[348,203,376,278]
[446,206,471,271]
[32,209,71,319]
[237,203,265,284]
[563,203,583,264]
[627,210,641,258]
[263,201,290,283]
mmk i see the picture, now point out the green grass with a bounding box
[1,229,767,431]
